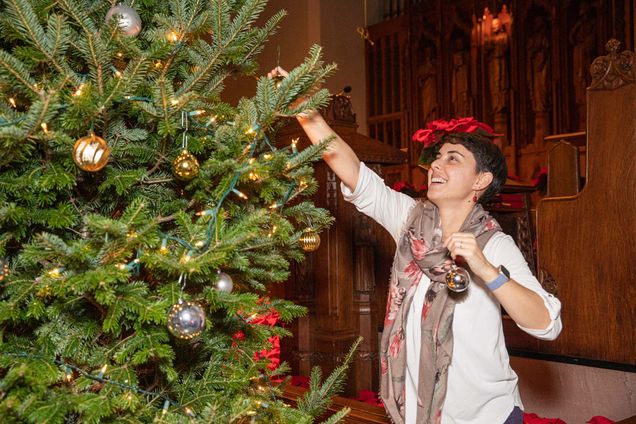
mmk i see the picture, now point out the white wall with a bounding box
[223,0,368,134]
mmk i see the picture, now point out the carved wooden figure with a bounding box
[527,14,550,144]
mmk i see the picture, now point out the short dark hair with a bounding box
[442,134,508,204]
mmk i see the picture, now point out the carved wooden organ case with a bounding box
[365,0,634,182]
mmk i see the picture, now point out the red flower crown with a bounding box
[412,117,501,164]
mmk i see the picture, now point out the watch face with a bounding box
[500,265,510,278]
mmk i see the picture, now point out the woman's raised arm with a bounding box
[268,66,361,191]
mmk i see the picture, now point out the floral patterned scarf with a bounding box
[380,200,501,423]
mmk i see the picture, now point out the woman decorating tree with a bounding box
[269,67,562,424]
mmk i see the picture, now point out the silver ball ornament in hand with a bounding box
[445,264,470,293]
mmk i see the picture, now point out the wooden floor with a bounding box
[283,384,636,424]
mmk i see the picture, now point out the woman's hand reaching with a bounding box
[266,66,316,117]
[266,66,288,80]
[266,67,360,191]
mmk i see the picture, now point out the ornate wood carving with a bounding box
[354,215,377,293]
[515,211,536,274]
[326,169,338,211]
[538,267,559,297]
[590,39,635,90]
[292,254,315,301]
[325,94,357,123]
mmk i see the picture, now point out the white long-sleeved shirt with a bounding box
[341,162,562,424]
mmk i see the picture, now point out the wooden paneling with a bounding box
[544,132,586,197]
[366,16,409,153]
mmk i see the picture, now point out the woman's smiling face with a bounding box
[427,142,485,206]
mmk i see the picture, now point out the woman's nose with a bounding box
[430,158,441,170]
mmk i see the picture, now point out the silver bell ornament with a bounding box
[167,300,206,339]
[445,264,470,293]
[214,271,233,293]
[105,4,142,37]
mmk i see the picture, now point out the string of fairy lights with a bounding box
[0,349,281,418]
[0,352,189,416]
[0,6,320,419]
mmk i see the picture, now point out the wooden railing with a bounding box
[281,385,390,424]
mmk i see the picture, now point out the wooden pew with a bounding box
[536,40,635,366]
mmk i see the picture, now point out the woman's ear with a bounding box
[473,171,494,191]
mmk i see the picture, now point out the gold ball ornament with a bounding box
[299,228,320,252]
[172,150,200,181]
[273,74,285,89]
[73,133,110,172]
[0,258,8,281]
[36,284,53,299]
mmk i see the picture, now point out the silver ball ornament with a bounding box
[167,300,206,339]
[214,271,233,293]
[105,4,142,37]
[445,265,470,293]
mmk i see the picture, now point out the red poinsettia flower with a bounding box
[436,117,499,135]
[392,181,413,192]
[231,330,246,347]
[413,117,501,147]
[412,128,437,147]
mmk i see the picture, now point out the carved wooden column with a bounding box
[311,163,360,396]
[352,213,379,393]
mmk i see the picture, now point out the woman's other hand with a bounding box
[444,232,499,283]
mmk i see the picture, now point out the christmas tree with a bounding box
[0,0,358,422]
